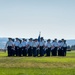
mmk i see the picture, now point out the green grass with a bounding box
[0,68,75,75]
[0,51,75,75]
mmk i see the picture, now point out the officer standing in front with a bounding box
[5,38,13,56]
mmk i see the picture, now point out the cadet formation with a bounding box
[5,37,67,57]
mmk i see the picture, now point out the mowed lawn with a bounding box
[0,51,75,75]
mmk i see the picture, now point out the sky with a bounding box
[0,0,75,39]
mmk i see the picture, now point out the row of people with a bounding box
[5,37,67,57]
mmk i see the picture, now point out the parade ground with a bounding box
[0,51,75,75]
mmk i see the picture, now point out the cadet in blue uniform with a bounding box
[27,38,33,56]
[51,40,55,56]
[22,38,27,56]
[51,39,58,56]
[63,40,67,56]
[6,38,13,56]
[32,39,37,57]
[61,39,64,56]
[54,39,58,56]
[58,40,62,56]
[39,37,44,56]
[18,39,22,57]
[11,39,15,56]
[46,39,51,56]
[14,38,20,56]
[36,39,40,56]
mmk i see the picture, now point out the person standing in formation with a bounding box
[14,38,20,56]
[5,38,14,56]
[45,39,51,56]
[58,40,62,56]
[11,39,15,56]
[27,38,33,56]
[36,39,40,56]
[63,40,67,56]
[51,39,58,56]
[61,39,65,56]
[53,39,58,56]
[18,39,22,56]
[39,37,45,56]
[22,38,27,56]
[32,39,37,57]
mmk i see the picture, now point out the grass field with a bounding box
[0,51,75,75]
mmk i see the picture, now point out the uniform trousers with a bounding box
[54,47,57,56]
[61,47,64,56]
[52,47,57,56]
[22,47,27,56]
[40,46,44,56]
[46,48,51,56]
[15,46,19,56]
[33,47,37,57]
[7,46,12,56]
[58,48,62,56]
[19,47,22,56]
[63,47,67,56]
[11,48,15,56]
[28,47,33,56]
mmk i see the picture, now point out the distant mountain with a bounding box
[66,40,75,46]
[0,38,75,49]
[0,38,8,49]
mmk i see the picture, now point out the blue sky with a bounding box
[0,0,75,39]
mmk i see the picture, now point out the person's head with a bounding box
[61,39,64,42]
[54,38,57,42]
[23,38,27,41]
[41,37,44,41]
[29,38,33,42]
[52,40,55,42]
[35,39,38,42]
[33,39,35,42]
[16,38,19,41]
[8,38,12,41]
[64,40,66,43]
[47,39,51,43]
